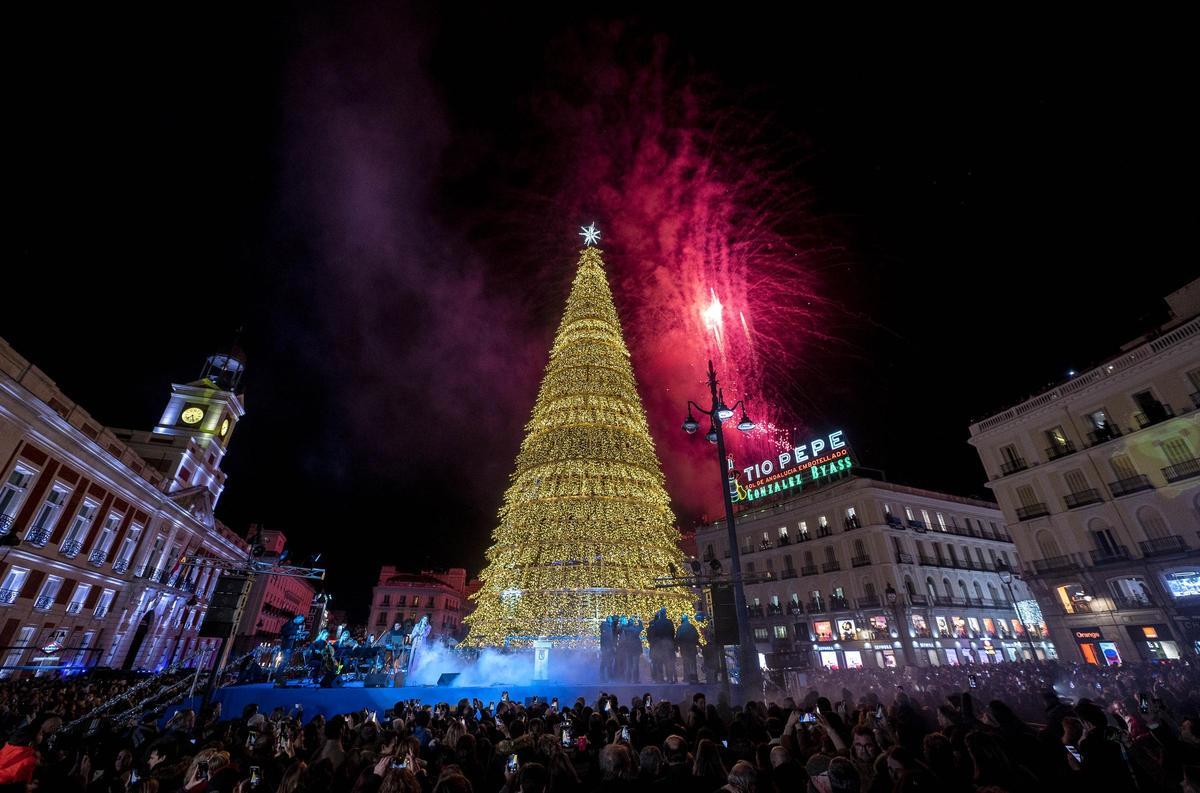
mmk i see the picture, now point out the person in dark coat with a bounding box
[676,615,700,684]
[624,618,644,683]
[600,617,615,681]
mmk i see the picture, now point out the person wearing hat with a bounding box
[806,753,833,793]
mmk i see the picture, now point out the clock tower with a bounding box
[117,344,246,523]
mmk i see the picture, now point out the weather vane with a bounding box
[579,222,601,247]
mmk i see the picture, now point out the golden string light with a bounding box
[463,246,694,646]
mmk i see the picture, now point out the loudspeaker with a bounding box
[365,673,391,688]
[436,672,461,686]
[198,572,252,638]
[706,584,739,645]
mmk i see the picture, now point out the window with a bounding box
[115,524,142,568]
[1046,426,1070,451]
[0,567,29,604]
[1000,444,1022,465]
[846,506,859,523]
[818,515,829,528]
[1110,453,1138,480]
[936,513,947,531]
[1015,485,1039,507]
[777,526,789,540]
[921,509,932,527]
[61,502,98,551]
[27,486,68,537]
[754,628,769,641]
[35,576,63,610]
[1088,409,1111,430]
[798,521,809,538]
[376,612,387,626]
[1162,438,1194,466]
[905,507,915,521]
[93,513,121,556]
[398,595,406,606]
[773,625,789,639]
[94,589,115,618]
[0,626,36,679]
[67,583,91,614]
[883,503,892,515]
[1064,469,1089,494]
[1136,506,1170,540]
[0,468,34,524]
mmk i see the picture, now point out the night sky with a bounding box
[7,8,1192,619]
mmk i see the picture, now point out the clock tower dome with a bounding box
[116,342,247,523]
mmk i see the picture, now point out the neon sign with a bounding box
[730,431,852,503]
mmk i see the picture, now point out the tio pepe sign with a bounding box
[730,430,852,503]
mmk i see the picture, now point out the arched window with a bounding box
[973,581,984,599]
[926,577,937,600]
[943,578,954,598]
[988,582,999,602]
[1137,506,1169,540]
[957,580,969,600]
[1036,530,1062,559]
[904,576,916,596]
[863,580,877,601]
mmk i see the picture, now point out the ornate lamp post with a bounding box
[682,360,762,695]
[998,563,1038,660]
[884,583,914,667]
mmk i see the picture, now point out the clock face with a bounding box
[180,407,205,425]
[220,418,230,437]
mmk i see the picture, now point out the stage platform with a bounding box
[186,680,727,721]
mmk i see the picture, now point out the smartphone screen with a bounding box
[507,753,519,773]
[561,727,573,747]
[875,704,885,720]
[620,725,630,742]
[1065,745,1081,762]
[197,761,209,781]
[721,739,728,748]
[130,770,140,784]
[968,675,978,689]
[502,691,509,702]
[250,767,261,787]
[644,694,652,707]
[800,712,817,723]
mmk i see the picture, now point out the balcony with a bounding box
[906,594,930,607]
[149,567,164,583]
[767,603,784,616]
[1087,424,1122,446]
[777,535,791,546]
[1032,555,1076,574]
[781,568,798,579]
[0,589,18,605]
[917,553,938,566]
[746,604,765,618]
[93,606,109,618]
[1109,475,1155,498]
[1163,458,1200,484]
[895,551,914,564]
[1015,502,1050,521]
[851,555,872,568]
[66,601,83,615]
[133,563,148,578]
[858,595,882,609]
[25,527,51,547]
[1000,457,1028,476]
[0,514,13,535]
[113,559,130,574]
[907,519,927,532]
[844,515,862,530]
[1064,489,1103,509]
[1135,402,1175,428]
[1089,546,1130,565]
[800,565,817,576]
[1139,536,1189,557]
[807,600,826,614]
[1045,441,1077,461]
[88,549,107,566]
[60,539,83,558]
[829,596,851,611]
[33,596,53,611]
[885,515,904,529]
[816,527,833,539]
[1113,594,1155,610]
[821,561,841,573]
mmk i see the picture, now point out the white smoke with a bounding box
[406,644,620,686]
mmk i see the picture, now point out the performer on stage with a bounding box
[407,615,432,677]
[374,621,408,673]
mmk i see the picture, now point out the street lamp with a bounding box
[682,359,762,695]
[997,563,1038,661]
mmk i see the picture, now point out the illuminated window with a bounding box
[0,468,34,523]
[936,513,947,531]
[773,625,789,639]
[754,628,769,641]
[1142,626,1159,639]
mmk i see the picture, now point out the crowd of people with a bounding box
[4,658,1200,792]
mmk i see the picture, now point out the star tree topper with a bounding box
[579,222,601,247]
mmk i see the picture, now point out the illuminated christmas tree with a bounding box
[464,226,693,646]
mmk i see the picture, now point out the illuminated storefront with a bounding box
[1125,624,1181,661]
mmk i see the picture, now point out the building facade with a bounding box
[968,279,1200,665]
[368,567,469,642]
[696,474,1051,670]
[0,337,249,676]
[231,526,317,655]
